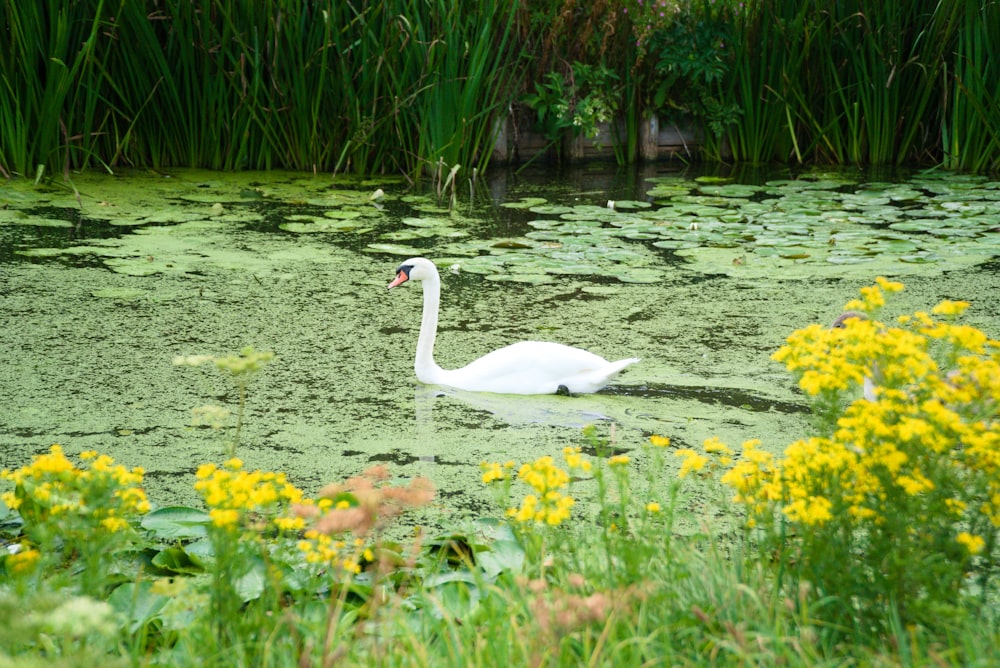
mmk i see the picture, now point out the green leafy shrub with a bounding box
[684,279,1000,634]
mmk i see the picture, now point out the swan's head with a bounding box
[387,257,438,289]
[831,311,869,329]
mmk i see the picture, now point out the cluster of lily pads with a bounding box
[3,169,1000,283]
[447,171,1000,282]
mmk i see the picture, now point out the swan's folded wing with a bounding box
[442,342,638,394]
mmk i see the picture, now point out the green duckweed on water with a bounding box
[1,165,999,533]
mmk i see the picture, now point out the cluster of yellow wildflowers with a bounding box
[2,445,150,535]
[695,279,1000,620]
[768,280,999,530]
[481,460,516,485]
[194,458,306,531]
[292,466,432,576]
[483,448,592,528]
[675,436,733,479]
[510,453,576,526]
[296,532,373,575]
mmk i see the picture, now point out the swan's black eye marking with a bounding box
[388,263,414,289]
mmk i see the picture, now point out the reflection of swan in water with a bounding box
[413,385,614,428]
[388,257,639,395]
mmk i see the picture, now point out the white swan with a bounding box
[387,258,639,395]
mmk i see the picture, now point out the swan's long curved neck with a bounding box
[415,275,445,381]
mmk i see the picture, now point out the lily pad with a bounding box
[501,197,548,209]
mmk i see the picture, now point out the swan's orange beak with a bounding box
[387,269,409,289]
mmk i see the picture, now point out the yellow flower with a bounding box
[646,502,661,513]
[956,532,985,555]
[649,435,671,448]
[195,463,217,480]
[562,447,592,472]
[675,449,708,478]
[896,472,934,496]
[2,490,21,510]
[513,494,538,523]
[931,300,970,317]
[782,496,833,525]
[945,499,967,516]
[6,547,41,575]
[209,508,240,528]
[101,516,130,532]
[703,436,733,456]
[875,276,904,293]
[274,516,305,532]
[480,462,508,484]
[608,455,630,467]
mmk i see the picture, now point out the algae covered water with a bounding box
[2,165,999,529]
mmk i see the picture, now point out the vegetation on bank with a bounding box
[1,0,999,178]
[2,281,998,666]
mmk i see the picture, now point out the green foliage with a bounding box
[522,62,622,159]
[691,280,1000,637]
[2,389,1000,664]
[645,0,740,134]
[2,0,1000,173]
[0,0,525,178]
[174,346,275,455]
[943,0,1000,172]
[722,0,968,167]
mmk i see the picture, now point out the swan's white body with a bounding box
[388,258,639,395]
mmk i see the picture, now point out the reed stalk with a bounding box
[0,1,526,177]
[944,0,1000,172]
[1,1,997,174]
[724,1,808,163]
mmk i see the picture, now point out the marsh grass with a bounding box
[724,2,805,163]
[3,1,1000,175]
[0,1,524,178]
[943,0,1000,172]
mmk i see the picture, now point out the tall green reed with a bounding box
[2,0,998,175]
[727,0,965,167]
[0,1,110,178]
[723,1,805,163]
[944,0,1000,172]
[0,1,525,178]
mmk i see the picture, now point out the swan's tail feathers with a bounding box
[564,357,640,394]
[610,358,641,374]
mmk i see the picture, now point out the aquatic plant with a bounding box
[642,0,740,159]
[174,346,275,455]
[1,445,149,599]
[942,0,1000,172]
[522,62,623,162]
[0,0,525,177]
[2,420,999,664]
[688,279,1000,633]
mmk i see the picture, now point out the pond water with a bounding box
[2,164,999,532]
